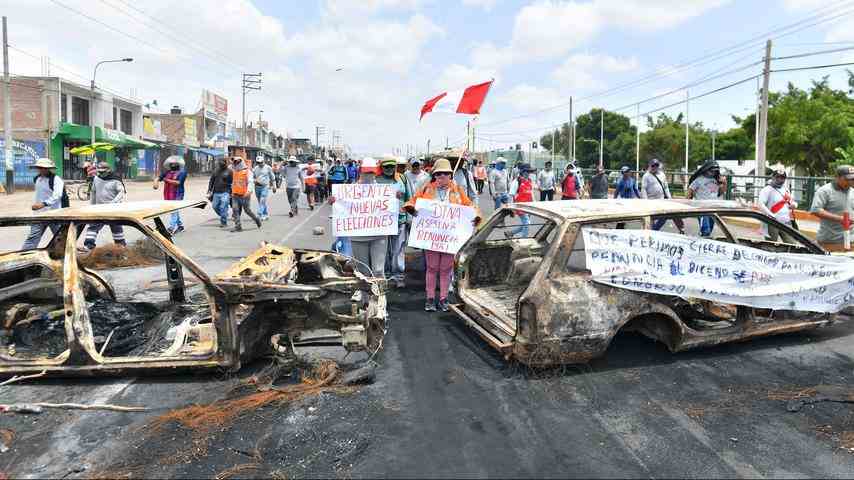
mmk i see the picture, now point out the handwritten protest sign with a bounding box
[582,228,854,313]
[408,198,476,254]
[331,184,399,237]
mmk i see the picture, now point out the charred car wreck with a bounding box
[0,200,386,376]
[452,199,851,366]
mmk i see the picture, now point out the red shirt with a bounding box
[515,177,533,203]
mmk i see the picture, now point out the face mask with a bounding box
[773,178,785,187]
[495,163,505,171]
[98,171,110,179]
[170,165,180,171]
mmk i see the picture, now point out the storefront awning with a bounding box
[195,147,226,157]
[57,122,160,150]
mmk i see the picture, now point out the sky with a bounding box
[5,0,854,156]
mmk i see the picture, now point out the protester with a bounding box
[405,158,431,193]
[346,159,359,183]
[229,156,262,232]
[378,157,412,288]
[614,166,640,199]
[273,159,284,190]
[560,164,582,200]
[537,161,556,201]
[452,156,478,204]
[686,160,726,236]
[305,160,319,210]
[506,163,534,238]
[474,160,487,194]
[83,162,127,250]
[82,160,97,181]
[404,158,480,312]
[588,166,609,199]
[207,156,233,228]
[21,158,66,250]
[330,157,387,302]
[642,158,685,233]
[810,165,854,251]
[328,158,348,189]
[284,156,305,217]
[758,169,797,241]
[153,156,188,235]
[253,157,275,221]
[488,156,510,210]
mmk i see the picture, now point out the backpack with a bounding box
[36,174,70,208]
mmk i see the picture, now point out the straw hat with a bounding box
[29,158,56,169]
[432,158,453,174]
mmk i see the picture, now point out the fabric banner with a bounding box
[331,184,399,237]
[582,228,854,313]
[407,198,476,254]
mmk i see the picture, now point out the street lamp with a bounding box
[91,58,133,146]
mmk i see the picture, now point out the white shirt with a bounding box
[758,183,796,223]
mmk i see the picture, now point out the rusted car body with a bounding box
[0,200,386,376]
[452,199,850,366]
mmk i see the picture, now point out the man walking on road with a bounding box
[253,157,275,221]
[230,156,262,232]
[346,159,359,184]
[811,165,854,251]
[759,169,797,241]
[327,158,348,189]
[207,157,233,228]
[305,160,320,210]
[488,156,510,210]
[537,161,556,201]
[588,166,609,199]
[474,160,487,194]
[641,158,685,233]
[153,157,188,235]
[506,163,534,238]
[686,160,726,236]
[560,164,581,200]
[284,156,305,217]
[83,162,127,250]
[21,158,66,250]
[614,166,640,199]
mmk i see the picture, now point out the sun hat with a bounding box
[29,158,56,169]
[432,158,453,174]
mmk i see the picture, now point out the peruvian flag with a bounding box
[420,80,494,120]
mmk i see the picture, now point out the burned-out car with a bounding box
[0,200,386,376]
[451,199,851,366]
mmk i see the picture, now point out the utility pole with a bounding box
[241,73,262,146]
[757,39,772,177]
[712,128,716,162]
[635,103,640,175]
[315,125,325,155]
[466,121,470,152]
[568,96,573,163]
[3,16,12,194]
[598,108,604,169]
[551,129,555,164]
[685,90,690,175]
[427,139,430,155]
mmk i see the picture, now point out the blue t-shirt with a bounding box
[329,165,347,182]
[615,177,640,199]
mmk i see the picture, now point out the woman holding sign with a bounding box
[404,158,481,312]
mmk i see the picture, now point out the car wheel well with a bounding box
[618,313,682,352]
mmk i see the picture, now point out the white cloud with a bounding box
[462,0,498,11]
[781,0,825,10]
[499,84,562,111]
[551,53,639,89]
[434,64,499,90]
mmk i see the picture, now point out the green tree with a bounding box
[540,109,637,169]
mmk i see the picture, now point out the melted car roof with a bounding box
[514,199,747,220]
[0,200,206,223]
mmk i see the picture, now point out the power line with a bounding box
[7,45,130,98]
[773,45,854,61]
[477,0,854,128]
[771,60,854,73]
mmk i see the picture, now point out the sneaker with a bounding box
[351,290,363,303]
[83,242,96,251]
[438,299,450,312]
[175,226,185,234]
[255,218,262,228]
[230,226,243,232]
[289,211,294,218]
[309,204,315,211]
[425,299,437,312]
[219,223,228,228]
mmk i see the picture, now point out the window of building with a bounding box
[112,107,117,130]
[119,109,133,135]
[61,94,67,122]
[71,96,89,126]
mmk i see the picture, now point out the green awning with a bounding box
[56,122,159,150]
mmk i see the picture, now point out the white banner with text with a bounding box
[331,184,399,237]
[408,198,476,254]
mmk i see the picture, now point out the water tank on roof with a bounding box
[170,106,182,114]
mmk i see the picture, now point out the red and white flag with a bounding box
[420,80,494,120]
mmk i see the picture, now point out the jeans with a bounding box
[351,237,388,279]
[493,192,509,210]
[21,223,60,250]
[475,179,485,194]
[699,216,715,237]
[169,211,183,231]
[211,192,231,225]
[540,189,555,201]
[652,217,686,232]
[84,223,126,249]
[425,250,454,301]
[332,237,353,257]
[509,213,530,237]
[255,185,270,218]
[386,222,408,281]
[232,194,261,229]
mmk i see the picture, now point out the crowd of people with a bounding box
[20,150,854,308]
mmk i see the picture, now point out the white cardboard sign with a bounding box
[331,183,399,237]
[582,228,854,313]
[408,198,476,254]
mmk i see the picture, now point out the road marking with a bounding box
[279,203,327,244]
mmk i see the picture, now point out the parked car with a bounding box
[451,199,851,366]
[0,200,386,376]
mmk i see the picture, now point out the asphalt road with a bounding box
[2,184,854,478]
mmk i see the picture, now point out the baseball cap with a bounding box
[649,158,661,166]
[837,165,854,179]
[620,166,631,173]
